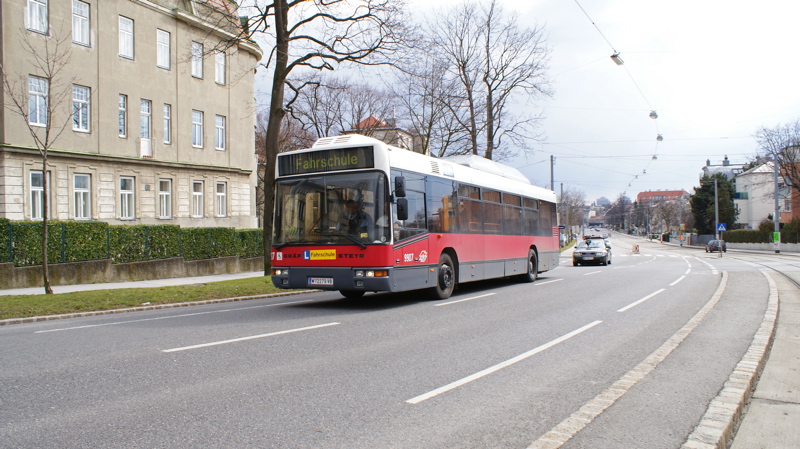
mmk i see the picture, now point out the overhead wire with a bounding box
[571,0,665,198]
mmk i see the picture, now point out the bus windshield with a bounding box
[273,171,391,246]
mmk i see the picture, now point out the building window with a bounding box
[157,29,170,69]
[72,1,89,46]
[29,76,48,126]
[192,110,203,147]
[30,171,47,220]
[119,176,135,219]
[27,0,48,34]
[215,51,225,85]
[119,16,134,59]
[140,99,151,139]
[74,174,91,220]
[192,181,204,218]
[72,85,90,132]
[215,115,226,151]
[191,41,203,78]
[158,179,172,219]
[118,94,127,137]
[216,182,227,217]
[163,104,171,144]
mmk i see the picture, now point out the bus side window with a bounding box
[428,179,457,233]
[395,190,427,240]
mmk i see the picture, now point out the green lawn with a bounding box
[0,276,289,320]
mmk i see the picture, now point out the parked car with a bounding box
[573,238,612,266]
[706,240,727,253]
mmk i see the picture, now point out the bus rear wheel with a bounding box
[432,254,456,299]
[340,290,365,300]
[518,250,538,282]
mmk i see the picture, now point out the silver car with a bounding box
[573,239,612,266]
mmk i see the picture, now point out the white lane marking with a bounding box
[533,279,564,286]
[35,299,315,334]
[435,293,496,307]
[617,289,665,313]
[694,257,719,274]
[162,322,340,353]
[405,320,603,405]
[528,272,729,449]
[583,271,602,276]
[669,276,686,286]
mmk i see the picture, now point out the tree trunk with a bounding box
[261,0,290,273]
[41,154,53,294]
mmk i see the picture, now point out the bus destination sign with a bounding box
[278,146,375,176]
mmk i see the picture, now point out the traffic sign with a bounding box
[558,225,566,229]
[717,223,726,232]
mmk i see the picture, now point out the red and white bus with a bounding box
[270,134,559,299]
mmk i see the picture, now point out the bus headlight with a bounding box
[355,270,365,277]
[272,269,289,276]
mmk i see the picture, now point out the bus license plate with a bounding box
[308,277,334,286]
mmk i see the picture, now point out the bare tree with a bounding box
[234,0,411,270]
[255,110,315,227]
[480,0,550,160]
[422,0,551,160]
[754,120,800,196]
[427,1,484,156]
[558,187,586,236]
[1,29,76,294]
[389,45,471,156]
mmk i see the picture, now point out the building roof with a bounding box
[636,190,689,203]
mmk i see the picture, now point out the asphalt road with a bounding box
[0,235,773,448]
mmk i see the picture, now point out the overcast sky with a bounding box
[410,0,800,203]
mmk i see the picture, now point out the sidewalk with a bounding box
[0,271,265,296]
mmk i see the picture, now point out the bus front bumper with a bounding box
[271,267,394,292]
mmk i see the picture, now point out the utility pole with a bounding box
[774,159,781,253]
[713,178,721,258]
[550,155,555,191]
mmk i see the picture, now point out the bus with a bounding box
[270,134,559,300]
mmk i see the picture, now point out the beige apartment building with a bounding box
[0,0,262,228]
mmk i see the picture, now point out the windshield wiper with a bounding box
[321,232,367,249]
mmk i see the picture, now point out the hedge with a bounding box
[236,229,263,258]
[10,222,63,266]
[2,221,263,267]
[182,227,236,260]
[0,218,10,263]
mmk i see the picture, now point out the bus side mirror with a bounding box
[396,198,409,221]
[394,176,406,198]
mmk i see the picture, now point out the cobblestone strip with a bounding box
[681,270,779,449]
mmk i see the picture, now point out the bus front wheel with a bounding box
[340,290,365,300]
[518,250,538,282]
[432,254,456,299]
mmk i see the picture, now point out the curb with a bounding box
[680,270,779,449]
[0,289,319,327]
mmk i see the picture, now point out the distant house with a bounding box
[701,155,745,180]
[343,116,419,154]
[636,190,690,206]
[733,162,795,228]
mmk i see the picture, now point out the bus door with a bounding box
[391,190,430,290]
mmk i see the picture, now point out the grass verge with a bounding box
[0,276,288,320]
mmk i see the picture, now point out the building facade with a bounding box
[0,0,261,228]
[733,162,795,229]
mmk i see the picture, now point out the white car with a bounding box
[573,239,612,266]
